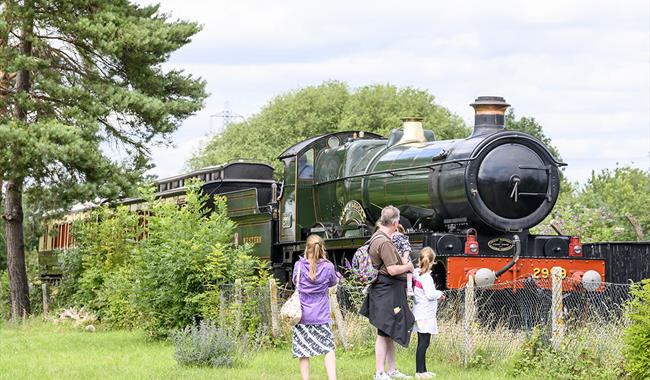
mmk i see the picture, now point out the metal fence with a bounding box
[212,274,632,365]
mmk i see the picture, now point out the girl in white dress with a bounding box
[412,247,445,379]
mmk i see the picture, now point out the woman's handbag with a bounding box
[280,264,302,326]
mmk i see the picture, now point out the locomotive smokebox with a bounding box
[470,96,510,137]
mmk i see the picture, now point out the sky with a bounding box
[138,0,650,184]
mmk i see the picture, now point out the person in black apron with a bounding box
[360,206,415,380]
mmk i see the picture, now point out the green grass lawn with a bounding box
[0,320,522,380]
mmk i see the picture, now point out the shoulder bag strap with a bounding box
[368,234,391,269]
[295,262,302,293]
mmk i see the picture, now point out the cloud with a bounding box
[139,0,649,183]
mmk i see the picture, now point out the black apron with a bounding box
[359,274,415,347]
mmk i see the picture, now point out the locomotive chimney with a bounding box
[397,117,426,145]
[470,96,510,137]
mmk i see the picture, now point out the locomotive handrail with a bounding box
[313,158,473,187]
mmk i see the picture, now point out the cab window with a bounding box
[298,149,314,180]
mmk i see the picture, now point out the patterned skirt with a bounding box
[292,323,336,358]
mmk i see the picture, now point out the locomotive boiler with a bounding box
[308,96,561,233]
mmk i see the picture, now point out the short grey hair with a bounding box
[378,205,400,227]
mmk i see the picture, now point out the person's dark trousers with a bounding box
[416,332,431,373]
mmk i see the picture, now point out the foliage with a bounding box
[535,166,650,241]
[189,82,469,174]
[72,206,142,313]
[133,184,267,338]
[51,248,84,309]
[511,326,625,380]
[624,279,650,379]
[0,0,207,204]
[506,109,562,161]
[171,320,241,368]
[52,183,268,338]
[0,270,8,319]
[0,0,207,316]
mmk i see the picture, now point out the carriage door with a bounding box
[280,157,297,242]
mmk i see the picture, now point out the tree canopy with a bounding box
[535,166,650,242]
[189,82,469,172]
[0,0,206,317]
[505,109,562,162]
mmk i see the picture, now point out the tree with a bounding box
[0,1,206,318]
[534,166,650,242]
[505,109,562,162]
[189,82,469,173]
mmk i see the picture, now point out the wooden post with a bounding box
[625,213,645,241]
[463,275,476,367]
[551,267,565,349]
[269,278,280,337]
[329,286,349,350]
[234,279,243,334]
[41,283,49,317]
[217,289,225,328]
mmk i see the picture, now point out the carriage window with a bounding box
[298,149,314,180]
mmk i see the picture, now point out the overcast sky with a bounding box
[138,0,650,184]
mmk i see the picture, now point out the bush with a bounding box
[624,279,650,379]
[0,270,9,319]
[53,182,269,337]
[50,248,84,309]
[511,326,625,380]
[171,320,239,367]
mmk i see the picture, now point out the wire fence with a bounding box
[206,275,632,364]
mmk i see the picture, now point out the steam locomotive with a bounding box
[39,96,611,289]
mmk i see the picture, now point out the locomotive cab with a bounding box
[277,131,382,242]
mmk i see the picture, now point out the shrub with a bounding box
[511,326,625,380]
[94,268,141,329]
[171,320,239,367]
[624,279,650,379]
[0,270,9,319]
[51,248,83,308]
[55,182,268,338]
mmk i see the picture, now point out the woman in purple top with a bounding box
[292,234,340,380]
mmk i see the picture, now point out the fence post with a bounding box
[329,286,349,350]
[463,275,475,367]
[219,288,226,328]
[234,279,243,334]
[42,283,49,317]
[269,278,280,337]
[551,266,565,349]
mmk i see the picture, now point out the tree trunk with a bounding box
[5,179,30,319]
[4,0,34,319]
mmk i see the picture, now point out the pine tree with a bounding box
[0,0,206,318]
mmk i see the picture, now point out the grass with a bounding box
[0,319,523,380]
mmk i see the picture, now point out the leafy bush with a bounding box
[171,320,239,367]
[0,270,9,319]
[74,206,141,313]
[50,248,84,309]
[56,182,269,337]
[624,279,650,379]
[134,185,267,338]
[511,326,625,380]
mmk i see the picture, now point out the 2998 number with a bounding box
[532,267,567,279]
